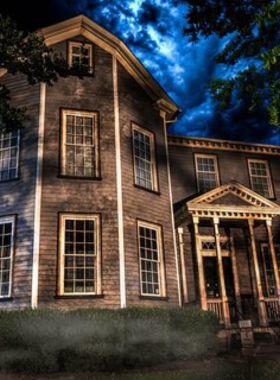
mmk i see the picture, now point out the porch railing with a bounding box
[207,299,223,323]
[265,298,280,322]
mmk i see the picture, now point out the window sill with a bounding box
[0,177,20,184]
[69,69,94,78]
[55,294,104,300]
[0,297,13,303]
[58,175,102,181]
[139,295,169,301]
[134,184,161,196]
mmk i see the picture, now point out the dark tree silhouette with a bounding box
[176,0,280,127]
[0,14,69,131]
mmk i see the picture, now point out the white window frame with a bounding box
[248,159,274,198]
[195,154,220,193]
[0,215,15,298]
[68,41,93,74]
[261,243,280,296]
[0,130,20,181]
[61,109,99,178]
[132,123,158,191]
[137,221,166,297]
[58,214,102,296]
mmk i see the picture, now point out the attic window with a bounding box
[68,41,93,74]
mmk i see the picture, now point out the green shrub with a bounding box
[0,306,219,373]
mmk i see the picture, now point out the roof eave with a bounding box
[38,15,180,120]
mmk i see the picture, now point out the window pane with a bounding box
[70,43,92,73]
[133,128,155,190]
[63,112,96,177]
[0,131,19,181]
[139,225,161,295]
[196,156,218,193]
[249,161,272,198]
[0,221,13,297]
[63,217,96,294]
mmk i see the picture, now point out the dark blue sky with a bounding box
[1,0,280,145]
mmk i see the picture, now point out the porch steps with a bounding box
[218,328,280,356]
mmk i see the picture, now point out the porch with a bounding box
[176,181,280,328]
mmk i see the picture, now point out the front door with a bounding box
[199,236,238,323]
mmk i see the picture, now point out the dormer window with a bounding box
[68,41,93,74]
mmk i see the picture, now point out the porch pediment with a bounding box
[186,181,280,221]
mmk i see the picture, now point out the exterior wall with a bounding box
[168,139,280,315]
[169,143,280,205]
[118,63,179,307]
[0,73,40,308]
[38,38,121,308]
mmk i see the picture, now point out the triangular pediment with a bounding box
[188,181,278,209]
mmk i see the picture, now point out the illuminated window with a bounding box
[138,221,165,296]
[248,159,273,198]
[68,41,93,74]
[0,216,15,298]
[132,124,158,191]
[58,214,101,295]
[61,109,99,178]
[0,130,19,181]
[195,154,219,193]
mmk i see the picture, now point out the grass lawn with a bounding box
[1,354,280,380]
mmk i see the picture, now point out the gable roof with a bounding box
[175,181,280,226]
[188,181,277,209]
[37,14,179,120]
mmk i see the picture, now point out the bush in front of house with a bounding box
[0,306,219,373]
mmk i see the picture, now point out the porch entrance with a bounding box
[184,182,280,327]
[198,236,240,324]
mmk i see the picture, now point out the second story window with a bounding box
[248,159,274,198]
[195,154,219,193]
[132,124,158,191]
[68,41,93,74]
[0,130,20,181]
[60,109,99,178]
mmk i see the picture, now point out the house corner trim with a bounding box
[113,56,126,308]
[31,82,46,309]
[161,111,182,306]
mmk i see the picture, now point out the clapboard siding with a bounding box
[0,73,40,308]
[38,40,121,308]
[169,141,280,307]
[117,62,180,307]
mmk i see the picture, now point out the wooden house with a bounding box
[0,15,280,333]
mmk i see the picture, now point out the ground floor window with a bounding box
[0,216,15,298]
[261,243,280,296]
[138,221,166,297]
[58,214,101,295]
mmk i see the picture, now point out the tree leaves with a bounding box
[176,0,280,128]
[0,15,69,132]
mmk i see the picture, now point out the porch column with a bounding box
[228,234,242,316]
[177,227,189,303]
[193,216,207,310]
[266,219,280,300]
[213,218,230,326]
[248,219,268,326]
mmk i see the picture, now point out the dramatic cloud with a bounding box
[1,0,279,144]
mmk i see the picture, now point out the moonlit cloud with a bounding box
[1,0,279,145]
